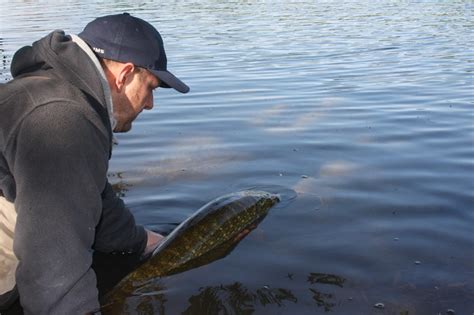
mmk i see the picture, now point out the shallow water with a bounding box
[1,1,473,314]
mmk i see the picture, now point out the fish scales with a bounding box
[101,190,279,312]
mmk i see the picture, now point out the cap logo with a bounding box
[92,47,105,54]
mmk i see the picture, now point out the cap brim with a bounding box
[151,70,190,93]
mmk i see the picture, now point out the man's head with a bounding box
[99,59,159,132]
[79,13,189,132]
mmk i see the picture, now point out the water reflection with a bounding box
[308,272,345,287]
[133,151,253,188]
[308,273,346,312]
[108,172,132,197]
[123,293,167,315]
[108,272,346,314]
[183,282,298,315]
[1,37,8,82]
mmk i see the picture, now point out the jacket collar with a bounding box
[70,34,117,133]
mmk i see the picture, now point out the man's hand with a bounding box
[143,229,165,256]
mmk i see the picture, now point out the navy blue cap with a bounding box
[79,13,189,93]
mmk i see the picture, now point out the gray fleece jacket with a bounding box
[0,31,147,314]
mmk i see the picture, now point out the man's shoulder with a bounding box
[4,75,84,103]
[1,75,109,153]
[1,74,103,127]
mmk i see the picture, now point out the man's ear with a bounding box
[115,63,135,92]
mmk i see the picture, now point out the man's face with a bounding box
[112,68,160,132]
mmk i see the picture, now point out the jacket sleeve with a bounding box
[93,181,147,254]
[11,103,108,314]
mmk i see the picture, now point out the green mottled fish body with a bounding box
[102,190,279,310]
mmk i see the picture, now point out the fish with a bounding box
[101,190,280,312]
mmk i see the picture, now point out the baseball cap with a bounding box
[79,13,189,93]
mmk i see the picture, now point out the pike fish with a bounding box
[101,190,279,312]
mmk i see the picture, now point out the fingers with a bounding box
[143,229,165,255]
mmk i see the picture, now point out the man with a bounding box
[0,13,189,314]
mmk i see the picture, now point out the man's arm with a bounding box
[11,104,107,314]
[94,181,148,254]
[94,181,164,256]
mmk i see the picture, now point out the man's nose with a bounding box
[145,95,154,110]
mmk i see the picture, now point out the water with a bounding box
[1,1,473,314]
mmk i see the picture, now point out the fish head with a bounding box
[252,191,280,214]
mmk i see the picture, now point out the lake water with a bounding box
[1,1,473,314]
